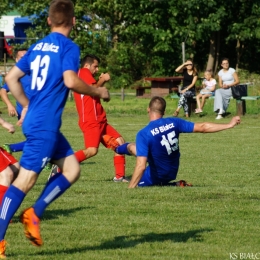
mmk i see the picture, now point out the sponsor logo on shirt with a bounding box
[150,123,174,136]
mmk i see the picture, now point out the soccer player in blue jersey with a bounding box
[104,96,241,188]
[0,0,110,257]
[0,49,31,154]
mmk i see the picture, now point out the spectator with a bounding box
[195,70,216,113]
[173,59,198,117]
[214,58,239,119]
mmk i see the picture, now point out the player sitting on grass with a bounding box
[103,96,241,188]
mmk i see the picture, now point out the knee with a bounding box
[86,147,98,157]
[116,137,125,145]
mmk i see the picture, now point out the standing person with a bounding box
[0,0,110,258]
[103,96,241,188]
[195,70,216,113]
[0,116,19,206]
[173,59,198,117]
[214,58,240,119]
[72,54,127,182]
[0,49,31,154]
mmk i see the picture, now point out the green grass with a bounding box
[0,96,260,259]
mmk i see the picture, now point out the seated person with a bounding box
[195,70,216,113]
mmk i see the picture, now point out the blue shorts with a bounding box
[20,131,73,173]
[138,166,178,187]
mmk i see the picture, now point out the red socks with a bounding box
[114,155,125,179]
[74,150,87,163]
[0,184,8,205]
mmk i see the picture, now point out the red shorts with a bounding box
[0,148,18,172]
[79,121,121,148]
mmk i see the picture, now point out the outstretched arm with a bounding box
[193,116,241,133]
[128,156,147,188]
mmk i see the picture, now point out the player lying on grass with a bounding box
[103,96,241,188]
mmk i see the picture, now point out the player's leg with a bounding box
[74,123,100,163]
[3,140,26,154]
[101,124,127,182]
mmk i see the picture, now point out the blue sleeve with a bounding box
[16,50,31,74]
[1,83,9,92]
[62,43,80,73]
[136,129,149,157]
[175,118,194,133]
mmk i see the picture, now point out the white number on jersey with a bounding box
[160,130,179,155]
[31,55,50,91]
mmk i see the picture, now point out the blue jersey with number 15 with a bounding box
[16,32,80,135]
[136,117,194,181]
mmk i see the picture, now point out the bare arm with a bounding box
[175,61,191,73]
[0,88,18,117]
[63,70,110,101]
[0,116,15,134]
[96,73,110,87]
[226,72,240,88]
[193,116,240,133]
[128,156,147,188]
[181,75,198,94]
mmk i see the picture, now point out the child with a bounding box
[195,70,216,113]
[0,116,19,205]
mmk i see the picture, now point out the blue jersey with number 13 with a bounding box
[16,32,80,135]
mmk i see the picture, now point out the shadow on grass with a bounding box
[33,228,213,256]
[11,207,91,223]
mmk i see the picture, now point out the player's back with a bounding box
[137,117,194,180]
[16,32,80,134]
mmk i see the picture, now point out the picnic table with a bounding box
[144,77,183,97]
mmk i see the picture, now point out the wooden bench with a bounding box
[132,86,151,97]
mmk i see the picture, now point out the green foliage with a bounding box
[2,0,260,87]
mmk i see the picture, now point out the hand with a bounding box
[99,73,110,82]
[7,105,18,117]
[98,87,110,102]
[2,121,15,134]
[229,116,241,127]
[16,106,28,127]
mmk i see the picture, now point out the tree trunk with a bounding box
[206,33,216,71]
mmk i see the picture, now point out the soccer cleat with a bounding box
[176,180,193,187]
[113,176,130,183]
[0,240,6,259]
[102,135,120,151]
[2,144,12,154]
[20,207,43,247]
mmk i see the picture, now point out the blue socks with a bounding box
[33,173,71,218]
[0,185,26,240]
[116,143,131,155]
[9,141,26,152]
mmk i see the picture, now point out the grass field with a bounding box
[0,95,260,260]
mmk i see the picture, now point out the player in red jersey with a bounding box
[73,54,128,182]
[0,116,19,206]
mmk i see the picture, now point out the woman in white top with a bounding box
[195,70,216,113]
[214,58,239,119]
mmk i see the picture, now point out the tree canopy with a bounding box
[2,0,260,88]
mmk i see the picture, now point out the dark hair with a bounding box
[149,96,166,115]
[49,0,74,27]
[80,54,100,68]
[186,59,197,76]
[221,58,229,64]
[15,48,27,59]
